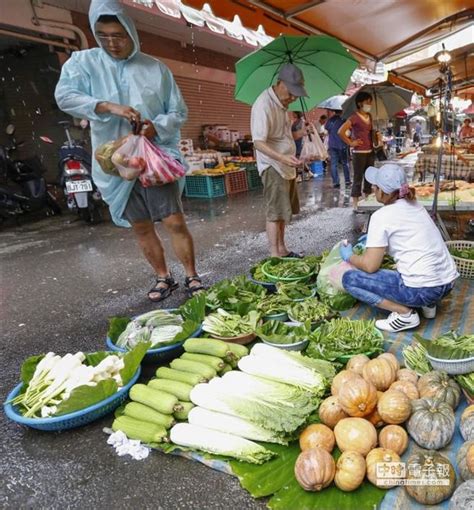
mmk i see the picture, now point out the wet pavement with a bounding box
[0,174,365,510]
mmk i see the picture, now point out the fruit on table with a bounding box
[334,450,366,492]
[378,424,408,456]
[294,447,336,491]
[334,417,377,456]
[362,358,397,391]
[457,441,474,481]
[318,396,348,429]
[377,389,411,424]
[331,370,360,396]
[366,447,401,488]
[407,397,455,450]
[405,450,456,505]
[389,380,419,400]
[346,354,370,375]
[299,424,335,453]
[417,370,461,409]
[337,376,377,417]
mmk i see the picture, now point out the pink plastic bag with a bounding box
[139,138,186,188]
[111,135,186,186]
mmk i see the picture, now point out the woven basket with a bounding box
[446,240,474,279]
[425,353,474,375]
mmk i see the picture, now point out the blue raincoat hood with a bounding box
[88,0,140,59]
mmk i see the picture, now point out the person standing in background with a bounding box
[338,91,374,213]
[413,120,422,145]
[251,63,308,257]
[292,112,312,182]
[325,110,351,189]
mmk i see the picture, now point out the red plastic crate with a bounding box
[224,170,248,195]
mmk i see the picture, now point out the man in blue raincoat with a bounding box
[55,0,204,302]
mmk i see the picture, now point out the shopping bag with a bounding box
[111,135,147,180]
[300,124,328,162]
[94,137,127,176]
[138,138,186,188]
[316,241,357,311]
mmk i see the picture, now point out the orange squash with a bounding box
[318,396,348,429]
[299,424,335,453]
[362,358,397,391]
[396,368,418,385]
[366,448,401,488]
[346,354,370,375]
[335,451,366,492]
[378,353,400,373]
[377,390,411,424]
[331,370,361,396]
[378,425,409,456]
[294,447,336,491]
[334,417,378,456]
[337,377,378,417]
[389,380,419,400]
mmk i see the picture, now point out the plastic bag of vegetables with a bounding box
[316,242,357,311]
[94,136,127,176]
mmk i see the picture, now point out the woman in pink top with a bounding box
[338,92,374,212]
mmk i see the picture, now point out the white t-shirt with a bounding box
[366,199,459,287]
[251,87,296,180]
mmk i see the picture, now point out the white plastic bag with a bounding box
[300,124,328,162]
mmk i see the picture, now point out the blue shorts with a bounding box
[342,269,455,308]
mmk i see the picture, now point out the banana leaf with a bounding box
[415,332,474,360]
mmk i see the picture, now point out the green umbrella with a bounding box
[235,35,358,112]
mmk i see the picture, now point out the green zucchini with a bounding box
[155,366,206,385]
[148,379,193,402]
[181,352,225,371]
[170,358,217,380]
[123,402,175,429]
[173,401,195,421]
[129,384,182,414]
[112,415,168,443]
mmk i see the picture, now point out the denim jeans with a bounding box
[329,147,350,186]
[342,269,455,308]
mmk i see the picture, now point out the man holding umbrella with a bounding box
[251,63,308,257]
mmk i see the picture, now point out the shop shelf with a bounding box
[224,170,248,195]
[246,166,262,189]
[184,175,226,198]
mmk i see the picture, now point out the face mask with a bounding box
[362,104,372,113]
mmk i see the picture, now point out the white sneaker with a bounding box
[375,311,420,333]
[421,305,437,319]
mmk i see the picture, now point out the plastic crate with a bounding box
[246,166,263,189]
[224,170,248,195]
[446,240,474,279]
[184,175,226,198]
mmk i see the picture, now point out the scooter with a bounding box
[55,120,103,224]
[0,125,61,226]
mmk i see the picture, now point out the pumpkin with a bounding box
[417,370,461,409]
[405,450,456,505]
[457,441,474,481]
[377,390,411,424]
[331,370,361,396]
[362,358,396,391]
[334,451,366,492]
[299,424,335,453]
[294,447,336,491]
[449,480,474,510]
[366,447,401,488]
[389,380,419,400]
[318,396,348,429]
[334,417,377,456]
[346,354,370,375]
[396,368,418,385]
[378,425,409,456]
[367,392,385,427]
[337,377,377,417]
[461,405,474,441]
[407,397,455,450]
[378,352,400,373]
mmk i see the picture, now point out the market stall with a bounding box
[4,249,474,510]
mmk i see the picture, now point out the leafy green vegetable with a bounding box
[276,281,314,300]
[257,294,292,316]
[203,309,260,337]
[20,355,45,387]
[402,342,432,374]
[251,258,274,283]
[319,290,357,312]
[449,247,474,260]
[288,299,335,324]
[54,379,118,416]
[119,342,149,385]
[306,318,383,361]
[256,320,310,345]
[107,317,131,344]
[179,292,206,323]
[455,373,474,395]
[415,331,474,360]
[206,276,266,314]
[264,258,315,279]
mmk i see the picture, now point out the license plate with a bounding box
[66,180,93,193]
